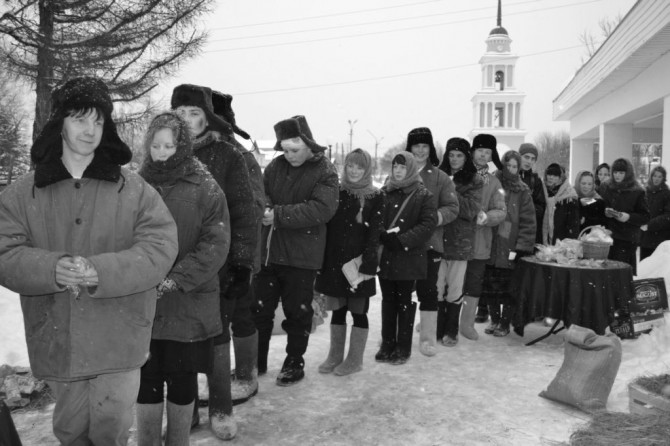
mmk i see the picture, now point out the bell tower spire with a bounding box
[497,0,502,27]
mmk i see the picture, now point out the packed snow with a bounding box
[3,283,670,446]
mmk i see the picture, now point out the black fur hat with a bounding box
[31,76,131,166]
[439,137,478,181]
[211,90,250,140]
[405,127,439,167]
[471,133,502,170]
[171,84,232,135]
[273,115,326,152]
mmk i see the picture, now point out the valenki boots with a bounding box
[459,295,480,340]
[334,326,368,376]
[231,332,259,405]
[136,402,163,446]
[436,300,447,341]
[418,310,438,356]
[318,324,347,373]
[165,401,194,446]
[375,301,397,362]
[391,301,417,365]
[207,342,237,440]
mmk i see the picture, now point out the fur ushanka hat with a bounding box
[171,84,232,135]
[273,115,326,152]
[30,76,131,166]
[405,127,439,167]
[471,133,503,170]
[211,90,250,140]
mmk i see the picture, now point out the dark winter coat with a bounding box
[0,169,178,381]
[473,173,507,259]
[544,181,580,245]
[599,176,650,244]
[378,184,437,281]
[419,166,459,253]
[225,135,265,273]
[193,131,257,271]
[488,170,536,269]
[149,163,230,342]
[640,184,670,250]
[520,169,546,243]
[442,170,484,261]
[262,151,339,270]
[315,189,384,299]
[579,197,607,231]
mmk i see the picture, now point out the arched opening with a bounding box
[495,70,504,91]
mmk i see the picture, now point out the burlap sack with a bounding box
[540,324,622,413]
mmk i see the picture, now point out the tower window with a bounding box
[495,71,504,91]
[494,104,505,128]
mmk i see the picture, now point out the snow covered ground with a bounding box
[3,284,670,446]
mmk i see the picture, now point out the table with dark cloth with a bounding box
[512,256,633,338]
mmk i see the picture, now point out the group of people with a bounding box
[0,75,668,446]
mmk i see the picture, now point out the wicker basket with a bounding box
[579,226,612,260]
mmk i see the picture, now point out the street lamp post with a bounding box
[367,130,384,181]
[348,119,358,152]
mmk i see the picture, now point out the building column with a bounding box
[663,95,670,165]
[599,123,633,164]
[569,138,597,181]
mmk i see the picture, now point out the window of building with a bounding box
[495,70,504,91]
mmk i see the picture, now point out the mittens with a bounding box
[156,277,179,298]
[380,232,404,252]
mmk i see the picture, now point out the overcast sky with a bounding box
[158,0,637,153]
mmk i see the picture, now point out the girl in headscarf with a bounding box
[375,152,436,365]
[137,111,232,444]
[315,148,384,376]
[595,162,611,188]
[481,151,536,337]
[542,163,580,245]
[574,170,606,230]
[640,166,670,260]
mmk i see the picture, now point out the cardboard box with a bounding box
[629,383,670,415]
[610,278,667,338]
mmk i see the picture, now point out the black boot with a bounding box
[436,300,447,341]
[493,304,512,337]
[485,304,501,335]
[475,301,489,323]
[276,355,305,386]
[391,301,417,365]
[442,301,461,346]
[257,327,272,376]
[375,301,398,362]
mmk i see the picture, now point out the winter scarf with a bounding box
[543,177,578,244]
[476,164,490,185]
[341,148,379,223]
[139,112,198,187]
[193,130,222,152]
[386,152,422,193]
[574,170,602,199]
[497,165,525,193]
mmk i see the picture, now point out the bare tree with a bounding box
[0,0,213,137]
[0,71,30,186]
[578,14,623,62]
[534,130,571,175]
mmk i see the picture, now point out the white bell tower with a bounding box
[469,0,526,154]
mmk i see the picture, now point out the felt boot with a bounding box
[442,301,461,346]
[231,333,259,405]
[391,301,417,365]
[475,301,489,323]
[375,301,397,362]
[418,310,438,357]
[136,402,163,446]
[334,327,368,376]
[459,295,480,340]
[436,300,447,341]
[318,324,346,373]
[207,342,237,440]
[165,401,194,446]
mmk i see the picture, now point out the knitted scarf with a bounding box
[476,164,490,185]
[543,178,578,244]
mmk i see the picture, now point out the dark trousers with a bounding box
[415,250,441,311]
[379,279,414,307]
[212,264,258,345]
[253,263,316,358]
[639,246,655,262]
[609,239,638,275]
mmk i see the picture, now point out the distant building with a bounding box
[469,0,527,155]
[553,0,668,180]
[237,138,279,169]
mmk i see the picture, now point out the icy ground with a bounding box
[3,284,670,446]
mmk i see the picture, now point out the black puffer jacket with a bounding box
[520,169,546,243]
